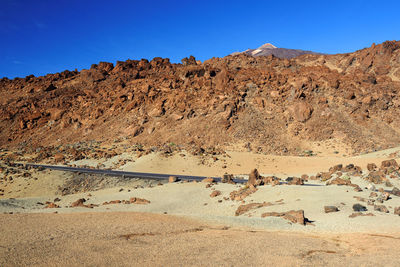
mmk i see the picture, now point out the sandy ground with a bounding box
[2,212,400,267]
[1,147,400,266]
[62,146,400,178]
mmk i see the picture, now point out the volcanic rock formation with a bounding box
[1,41,400,155]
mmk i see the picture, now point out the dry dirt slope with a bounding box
[1,41,400,155]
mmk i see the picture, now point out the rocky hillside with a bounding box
[231,43,322,58]
[1,41,400,155]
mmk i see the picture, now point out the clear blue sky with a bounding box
[1,0,399,78]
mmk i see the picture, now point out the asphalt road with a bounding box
[22,163,248,184]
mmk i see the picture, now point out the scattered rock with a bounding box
[202,177,214,183]
[353,196,368,202]
[168,176,178,183]
[367,163,377,171]
[261,210,308,225]
[235,202,272,216]
[54,153,65,162]
[329,164,343,173]
[381,159,399,169]
[210,190,221,198]
[45,202,60,208]
[71,198,87,207]
[365,171,385,184]
[221,173,234,183]
[374,205,389,213]
[230,185,257,201]
[289,102,313,122]
[352,203,367,212]
[394,207,400,215]
[324,206,339,213]
[103,200,122,205]
[369,192,378,198]
[287,177,304,185]
[349,212,375,218]
[391,187,400,197]
[326,177,351,186]
[129,197,151,204]
[248,169,260,186]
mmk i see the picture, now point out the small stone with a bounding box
[287,177,304,185]
[71,198,86,207]
[129,197,150,204]
[221,173,234,183]
[349,212,375,218]
[324,206,339,213]
[374,205,389,213]
[352,203,367,212]
[202,177,214,183]
[367,163,377,171]
[168,176,178,183]
[45,202,60,208]
[390,187,400,197]
[394,207,400,215]
[368,184,376,191]
[210,190,221,198]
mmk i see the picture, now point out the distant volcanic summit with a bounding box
[231,43,323,59]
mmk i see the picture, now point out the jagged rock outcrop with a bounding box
[1,41,400,155]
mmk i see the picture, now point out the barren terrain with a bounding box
[2,40,400,266]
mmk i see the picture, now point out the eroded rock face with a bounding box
[2,41,400,156]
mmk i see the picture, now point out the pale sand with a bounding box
[2,148,400,265]
[118,146,400,177]
[2,175,400,233]
[1,212,400,267]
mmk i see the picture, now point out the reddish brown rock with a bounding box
[230,185,257,201]
[45,202,60,208]
[263,176,281,186]
[54,153,65,162]
[326,177,351,186]
[287,177,304,185]
[349,212,375,218]
[248,169,261,186]
[221,173,234,184]
[365,171,385,184]
[235,202,272,216]
[367,163,377,171]
[210,190,221,198]
[381,159,399,169]
[129,197,150,204]
[71,198,87,207]
[391,187,400,197]
[394,207,400,215]
[289,102,313,122]
[374,205,389,213]
[261,210,307,225]
[324,206,339,213]
[329,164,343,173]
[168,176,178,183]
[202,177,214,183]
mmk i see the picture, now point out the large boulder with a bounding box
[289,102,313,122]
